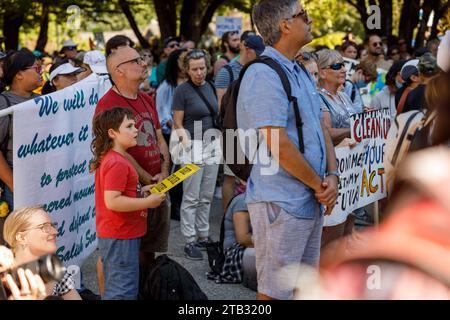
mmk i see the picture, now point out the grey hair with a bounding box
[252,0,298,46]
[316,49,343,70]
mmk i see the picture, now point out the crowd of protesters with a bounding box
[1,0,450,300]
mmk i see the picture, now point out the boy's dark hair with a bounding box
[2,48,37,86]
[91,107,134,170]
[105,35,135,57]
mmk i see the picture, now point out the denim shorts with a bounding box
[98,237,141,300]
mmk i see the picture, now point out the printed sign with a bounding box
[215,16,242,37]
[13,73,111,268]
[151,164,200,194]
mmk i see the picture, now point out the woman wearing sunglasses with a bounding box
[316,49,362,249]
[3,206,81,299]
[0,49,43,245]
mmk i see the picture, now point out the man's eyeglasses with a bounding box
[326,62,345,71]
[115,56,145,69]
[372,42,383,47]
[22,222,58,234]
[27,65,42,74]
[65,46,77,51]
[289,9,309,23]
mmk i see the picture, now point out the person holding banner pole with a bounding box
[0,49,42,245]
[96,44,171,270]
[316,49,363,246]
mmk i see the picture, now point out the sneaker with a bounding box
[184,242,203,260]
[195,237,214,251]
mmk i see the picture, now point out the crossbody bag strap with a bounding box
[187,80,217,119]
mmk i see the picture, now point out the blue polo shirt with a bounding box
[236,46,326,219]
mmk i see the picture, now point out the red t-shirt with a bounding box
[95,89,162,176]
[95,150,147,239]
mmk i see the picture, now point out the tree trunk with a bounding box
[179,0,226,43]
[153,0,178,42]
[398,0,421,51]
[379,0,393,41]
[2,9,24,51]
[35,2,50,52]
[415,1,433,49]
[118,0,150,48]
[180,0,201,42]
[346,0,370,35]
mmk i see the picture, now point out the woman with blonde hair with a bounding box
[3,206,81,299]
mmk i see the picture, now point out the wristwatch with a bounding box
[326,170,340,181]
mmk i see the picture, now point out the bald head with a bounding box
[107,46,147,87]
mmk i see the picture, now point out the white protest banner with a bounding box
[215,16,242,37]
[351,109,391,207]
[13,73,111,268]
[343,57,359,79]
[327,109,391,222]
[325,143,365,226]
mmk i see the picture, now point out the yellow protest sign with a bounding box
[151,164,201,194]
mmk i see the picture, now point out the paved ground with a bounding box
[81,191,256,300]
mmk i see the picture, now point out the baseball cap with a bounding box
[83,50,108,74]
[437,30,450,72]
[163,36,181,48]
[243,35,265,56]
[241,30,256,42]
[400,59,419,81]
[418,52,438,76]
[32,50,44,58]
[49,63,85,82]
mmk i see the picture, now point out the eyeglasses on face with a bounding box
[289,9,309,23]
[65,46,77,51]
[22,222,58,234]
[27,65,42,74]
[372,42,383,47]
[116,56,145,69]
[326,62,345,71]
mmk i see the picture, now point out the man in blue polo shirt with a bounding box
[236,0,339,300]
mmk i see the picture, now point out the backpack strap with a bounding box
[396,87,413,114]
[187,80,218,122]
[239,56,305,153]
[224,65,234,84]
[319,93,333,111]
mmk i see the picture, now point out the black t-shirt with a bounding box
[402,84,427,113]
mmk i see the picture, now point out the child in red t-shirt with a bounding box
[92,107,165,300]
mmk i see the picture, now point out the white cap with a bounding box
[61,39,77,48]
[400,59,419,81]
[49,63,85,82]
[437,30,450,72]
[83,50,108,74]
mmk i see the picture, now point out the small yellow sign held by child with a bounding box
[151,164,201,194]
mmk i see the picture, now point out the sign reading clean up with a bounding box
[326,109,391,225]
[13,73,111,268]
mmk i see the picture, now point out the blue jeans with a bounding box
[98,237,141,300]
